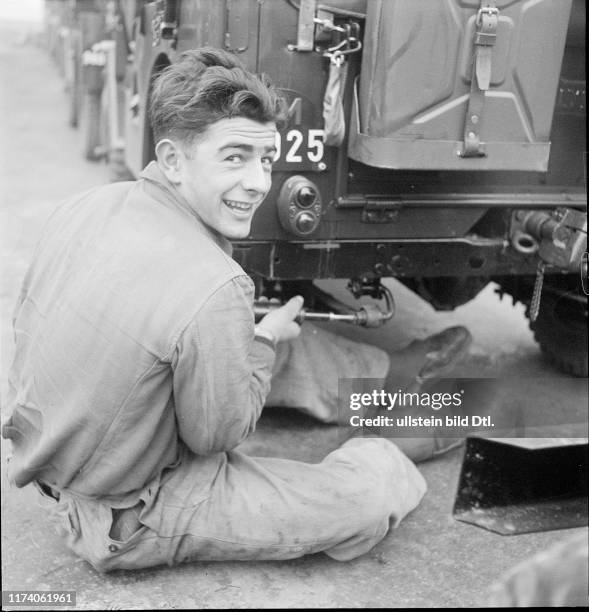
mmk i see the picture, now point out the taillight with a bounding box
[277,176,322,236]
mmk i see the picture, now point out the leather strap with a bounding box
[461,1,498,158]
[323,54,349,147]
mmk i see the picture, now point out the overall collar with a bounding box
[139,161,233,256]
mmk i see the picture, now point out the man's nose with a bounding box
[241,159,270,194]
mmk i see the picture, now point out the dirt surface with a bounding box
[1,20,587,610]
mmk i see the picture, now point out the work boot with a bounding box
[382,326,473,463]
[384,326,473,393]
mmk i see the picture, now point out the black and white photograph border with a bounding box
[1,0,587,609]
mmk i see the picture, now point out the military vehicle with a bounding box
[50,0,588,376]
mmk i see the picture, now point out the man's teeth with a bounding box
[224,200,253,211]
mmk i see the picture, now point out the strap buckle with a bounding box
[476,6,498,27]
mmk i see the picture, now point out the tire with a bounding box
[530,283,588,377]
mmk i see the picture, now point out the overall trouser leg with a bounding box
[62,438,426,571]
[267,324,390,423]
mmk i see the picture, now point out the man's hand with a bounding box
[257,295,304,343]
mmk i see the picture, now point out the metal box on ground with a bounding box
[453,437,588,534]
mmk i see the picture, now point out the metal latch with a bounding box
[291,0,317,52]
[361,198,401,224]
[288,1,362,58]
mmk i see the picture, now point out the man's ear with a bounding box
[155,139,183,184]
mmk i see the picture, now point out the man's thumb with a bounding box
[285,295,304,317]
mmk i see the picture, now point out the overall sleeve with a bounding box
[171,275,276,455]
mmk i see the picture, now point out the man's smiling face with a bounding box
[176,117,277,239]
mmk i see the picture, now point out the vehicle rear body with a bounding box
[47,0,587,374]
[118,0,585,287]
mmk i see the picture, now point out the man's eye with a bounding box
[226,154,243,163]
[262,156,275,167]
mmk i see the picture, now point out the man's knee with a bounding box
[350,480,396,529]
[324,437,427,525]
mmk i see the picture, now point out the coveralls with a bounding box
[2,162,426,571]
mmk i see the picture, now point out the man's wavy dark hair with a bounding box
[149,47,286,147]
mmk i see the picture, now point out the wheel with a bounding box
[529,280,588,377]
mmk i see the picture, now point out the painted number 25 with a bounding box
[275,129,325,163]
